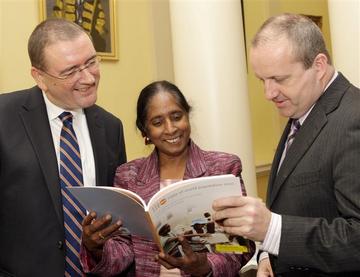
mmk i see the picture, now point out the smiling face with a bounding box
[250,37,324,119]
[145,91,191,159]
[31,33,99,110]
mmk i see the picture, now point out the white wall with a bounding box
[328,0,360,86]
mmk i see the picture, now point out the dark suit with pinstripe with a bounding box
[267,73,360,276]
[0,86,126,277]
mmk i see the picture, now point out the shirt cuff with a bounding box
[258,251,269,262]
[259,212,281,256]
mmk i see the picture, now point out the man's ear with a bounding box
[312,53,328,80]
[31,67,48,91]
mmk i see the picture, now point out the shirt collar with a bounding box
[324,70,338,92]
[296,71,338,125]
[42,91,84,120]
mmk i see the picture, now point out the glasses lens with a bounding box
[43,56,100,80]
[86,58,99,70]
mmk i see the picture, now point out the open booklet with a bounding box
[69,174,250,256]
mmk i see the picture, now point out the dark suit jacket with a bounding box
[266,73,360,277]
[0,86,126,277]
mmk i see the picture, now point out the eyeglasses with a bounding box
[40,56,101,81]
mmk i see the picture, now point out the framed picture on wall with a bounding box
[39,0,118,60]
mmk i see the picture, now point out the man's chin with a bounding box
[78,95,97,109]
[278,109,294,118]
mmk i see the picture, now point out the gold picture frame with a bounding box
[39,0,117,60]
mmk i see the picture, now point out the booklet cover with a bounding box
[69,174,250,255]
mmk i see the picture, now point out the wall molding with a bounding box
[255,163,271,177]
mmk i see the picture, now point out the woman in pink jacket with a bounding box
[80,80,255,276]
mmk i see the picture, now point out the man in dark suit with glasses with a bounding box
[0,18,126,277]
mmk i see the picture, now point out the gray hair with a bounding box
[28,18,91,70]
[252,13,331,68]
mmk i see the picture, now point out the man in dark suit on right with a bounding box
[213,13,360,276]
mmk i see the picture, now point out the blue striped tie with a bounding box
[59,112,86,276]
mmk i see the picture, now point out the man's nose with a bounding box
[79,67,96,83]
[264,79,278,100]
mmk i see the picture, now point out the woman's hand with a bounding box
[81,212,122,260]
[155,236,211,276]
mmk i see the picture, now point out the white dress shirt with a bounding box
[42,91,96,188]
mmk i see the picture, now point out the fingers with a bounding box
[155,254,175,269]
[212,196,245,211]
[220,226,247,237]
[98,232,106,240]
[86,214,113,233]
[212,197,271,241]
[82,211,97,226]
[177,236,194,257]
[97,219,122,239]
[156,237,195,269]
[157,248,182,268]
[156,237,210,276]
[212,206,244,223]
[81,213,122,252]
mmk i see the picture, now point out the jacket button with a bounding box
[57,240,63,249]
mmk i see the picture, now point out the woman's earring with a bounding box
[145,137,151,145]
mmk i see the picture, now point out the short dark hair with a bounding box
[252,13,331,68]
[136,80,192,136]
[28,18,90,70]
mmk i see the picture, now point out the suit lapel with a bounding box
[269,110,327,206]
[268,73,350,207]
[19,87,63,226]
[266,120,291,206]
[85,106,108,186]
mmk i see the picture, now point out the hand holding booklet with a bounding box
[69,174,250,256]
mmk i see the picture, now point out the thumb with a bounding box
[178,236,195,257]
